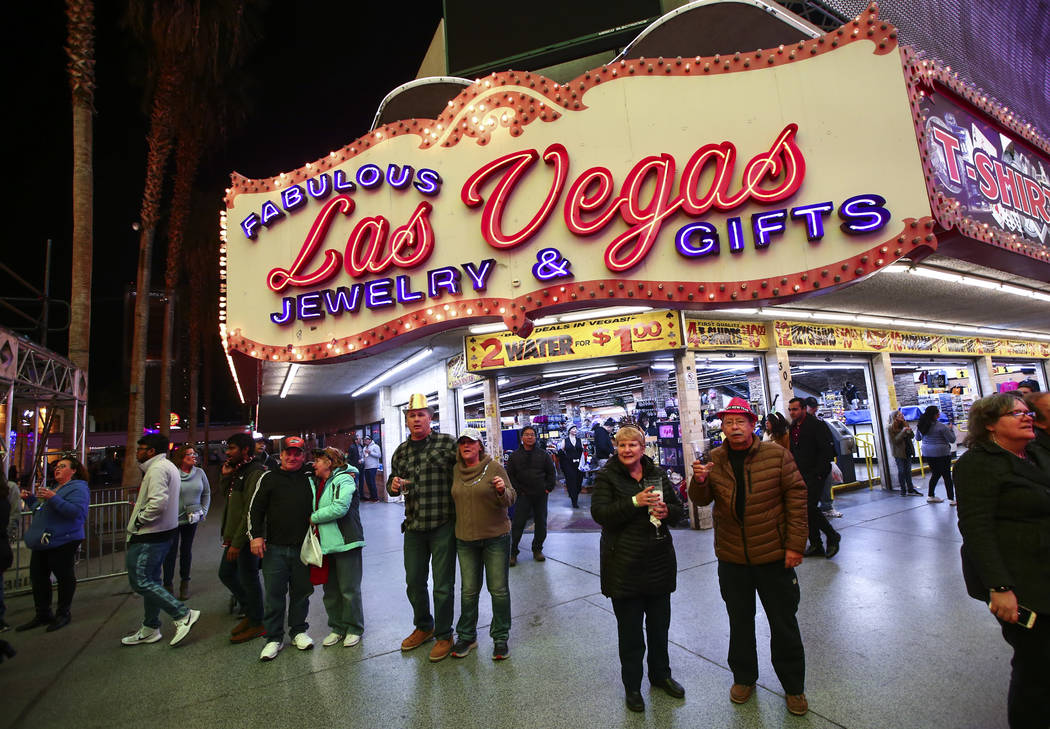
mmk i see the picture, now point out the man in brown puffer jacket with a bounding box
[689,397,810,717]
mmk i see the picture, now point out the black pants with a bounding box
[162,522,199,586]
[511,491,548,554]
[564,467,583,506]
[926,456,955,499]
[806,477,837,548]
[1000,617,1050,729]
[611,593,672,692]
[30,541,81,618]
[718,560,805,695]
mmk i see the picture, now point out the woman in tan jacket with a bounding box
[449,428,516,661]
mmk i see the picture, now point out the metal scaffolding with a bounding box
[1,326,87,487]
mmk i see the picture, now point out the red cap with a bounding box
[281,436,305,451]
[716,397,758,422]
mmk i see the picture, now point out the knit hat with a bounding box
[715,397,758,422]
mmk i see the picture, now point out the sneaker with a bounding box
[949,499,957,506]
[786,693,809,716]
[170,609,200,646]
[927,496,944,503]
[450,639,477,658]
[291,632,314,650]
[121,625,162,646]
[401,628,434,651]
[343,633,362,647]
[429,637,453,662]
[492,640,510,660]
[260,640,282,661]
[322,632,344,647]
[230,622,266,644]
[825,509,843,518]
[730,683,755,704]
[0,620,9,633]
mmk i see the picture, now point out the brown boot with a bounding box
[400,628,434,651]
[786,693,809,716]
[730,683,755,704]
[230,622,266,644]
[230,617,252,636]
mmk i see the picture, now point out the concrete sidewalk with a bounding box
[0,474,1008,729]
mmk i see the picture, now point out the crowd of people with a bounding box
[1,385,1048,727]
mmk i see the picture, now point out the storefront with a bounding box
[219,4,1048,506]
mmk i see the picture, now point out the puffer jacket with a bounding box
[310,465,364,554]
[689,438,808,566]
[23,479,90,550]
[591,455,683,599]
[505,446,555,496]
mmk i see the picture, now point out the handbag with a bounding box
[300,526,323,567]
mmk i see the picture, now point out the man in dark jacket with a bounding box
[691,397,810,717]
[219,432,266,644]
[591,419,614,462]
[507,426,555,565]
[788,397,840,558]
[248,436,315,661]
[345,433,365,478]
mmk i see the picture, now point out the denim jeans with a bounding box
[456,533,511,642]
[218,544,263,622]
[261,544,313,643]
[162,522,199,586]
[323,548,364,636]
[126,538,187,629]
[363,469,379,500]
[404,520,456,640]
[895,457,914,494]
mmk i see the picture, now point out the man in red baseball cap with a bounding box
[690,397,811,717]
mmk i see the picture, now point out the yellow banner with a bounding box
[465,311,683,372]
[685,319,768,350]
[446,353,484,389]
[773,321,1050,358]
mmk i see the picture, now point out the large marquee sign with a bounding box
[223,6,932,363]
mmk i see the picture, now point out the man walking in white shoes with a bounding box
[249,436,316,661]
[121,434,200,648]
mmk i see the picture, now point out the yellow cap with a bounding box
[406,393,430,411]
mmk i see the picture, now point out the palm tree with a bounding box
[65,0,95,459]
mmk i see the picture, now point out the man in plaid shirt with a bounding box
[388,394,458,662]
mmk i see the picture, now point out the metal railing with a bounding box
[4,487,136,596]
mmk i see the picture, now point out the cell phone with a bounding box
[989,602,1037,629]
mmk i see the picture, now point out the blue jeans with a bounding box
[895,457,913,493]
[218,544,263,622]
[363,469,379,500]
[404,520,456,640]
[323,549,364,635]
[261,544,313,643]
[456,533,511,642]
[126,539,188,628]
[162,522,199,586]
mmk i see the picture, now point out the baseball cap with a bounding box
[457,427,484,443]
[281,436,305,451]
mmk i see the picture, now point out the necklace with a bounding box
[461,462,491,487]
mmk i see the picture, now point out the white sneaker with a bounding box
[927,497,944,503]
[949,500,957,506]
[322,632,344,647]
[343,633,362,647]
[260,640,282,661]
[121,625,162,646]
[170,609,200,646]
[292,632,315,650]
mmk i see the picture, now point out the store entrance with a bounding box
[890,357,978,459]
[788,356,880,485]
[991,360,1047,393]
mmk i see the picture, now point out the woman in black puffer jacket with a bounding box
[591,425,685,713]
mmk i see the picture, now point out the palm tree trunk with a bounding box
[122,64,178,486]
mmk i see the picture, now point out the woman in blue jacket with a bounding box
[17,455,90,632]
[310,448,365,648]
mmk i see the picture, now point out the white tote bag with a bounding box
[300,527,323,567]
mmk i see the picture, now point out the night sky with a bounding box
[8,1,442,424]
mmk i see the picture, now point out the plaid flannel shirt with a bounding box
[389,431,457,532]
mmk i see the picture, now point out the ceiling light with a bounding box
[352,347,433,397]
[855,315,893,325]
[909,268,963,283]
[541,366,617,378]
[468,323,508,334]
[650,363,675,370]
[1000,284,1033,297]
[959,276,999,290]
[812,312,858,322]
[279,364,300,399]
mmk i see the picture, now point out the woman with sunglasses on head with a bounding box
[17,455,90,632]
[955,393,1050,729]
[162,445,211,600]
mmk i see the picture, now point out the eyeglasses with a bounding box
[1002,410,1036,419]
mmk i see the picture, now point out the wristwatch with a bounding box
[988,586,1013,593]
